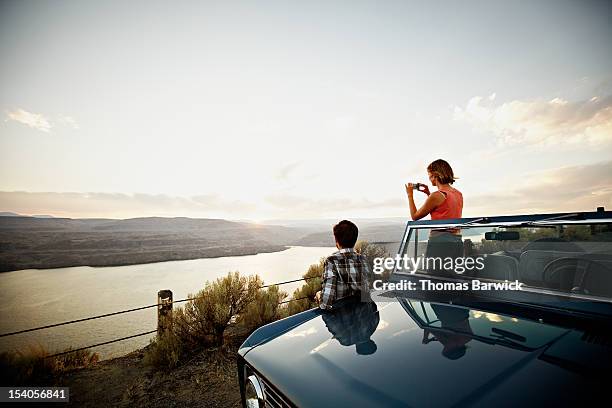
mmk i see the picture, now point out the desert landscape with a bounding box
[0,214,404,272]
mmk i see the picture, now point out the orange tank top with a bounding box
[430,186,463,220]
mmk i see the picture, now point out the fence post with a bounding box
[157,290,173,336]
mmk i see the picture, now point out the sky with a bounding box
[1,0,611,221]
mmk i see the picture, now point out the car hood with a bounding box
[240,298,612,407]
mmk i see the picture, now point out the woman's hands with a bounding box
[405,183,415,198]
[405,183,430,196]
[405,182,441,220]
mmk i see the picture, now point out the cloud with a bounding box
[5,109,52,132]
[2,162,610,220]
[5,109,80,132]
[2,190,403,220]
[265,194,404,217]
[453,94,612,146]
[57,115,80,130]
[0,191,256,219]
[332,115,356,131]
[468,160,612,216]
[190,194,256,213]
[275,162,300,181]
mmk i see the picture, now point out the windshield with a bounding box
[397,222,612,300]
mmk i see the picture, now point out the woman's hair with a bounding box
[427,159,457,184]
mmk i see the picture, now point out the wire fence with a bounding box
[0,275,318,338]
[0,304,166,338]
[46,330,158,359]
[1,274,320,359]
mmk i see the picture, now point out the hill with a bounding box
[0,216,406,272]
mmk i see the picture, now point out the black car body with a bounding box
[238,209,612,407]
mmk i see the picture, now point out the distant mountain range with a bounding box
[0,212,55,218]
[0,215,406,272]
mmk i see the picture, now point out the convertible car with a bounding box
[237,208,612,407]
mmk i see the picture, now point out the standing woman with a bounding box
[405,159,462,221]
[405,159,463,275]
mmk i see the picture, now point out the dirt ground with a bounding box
[45,336,245,408]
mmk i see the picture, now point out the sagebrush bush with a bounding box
[143,329,183,369]
[175,271,262,348]
[241,285,287,330]
[0,344,99,385]
[286,258,324,316]
[54,347,99,371]
[355,240,391,282]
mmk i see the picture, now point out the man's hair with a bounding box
[427,159,457,184]
[333,220,359,248]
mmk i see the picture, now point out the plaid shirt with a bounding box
[320,248,371,310]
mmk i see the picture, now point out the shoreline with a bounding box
[0,245,293,273]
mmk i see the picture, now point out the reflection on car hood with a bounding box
[240,297,612,407]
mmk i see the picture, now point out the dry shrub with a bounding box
[175,271,262,348]
[146,271,264,369]
[286,258,324,316]
[143,329,183,369]
[241,285,287,330]
[355,240,391,282]
[54,347,99,371]
[0,344,99,385]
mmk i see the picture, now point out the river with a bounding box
[0,246,335,359]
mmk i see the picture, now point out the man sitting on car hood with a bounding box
[315,220,372,310]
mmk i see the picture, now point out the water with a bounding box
[0,246,335,359]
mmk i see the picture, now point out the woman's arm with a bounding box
[405,184,445,220]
